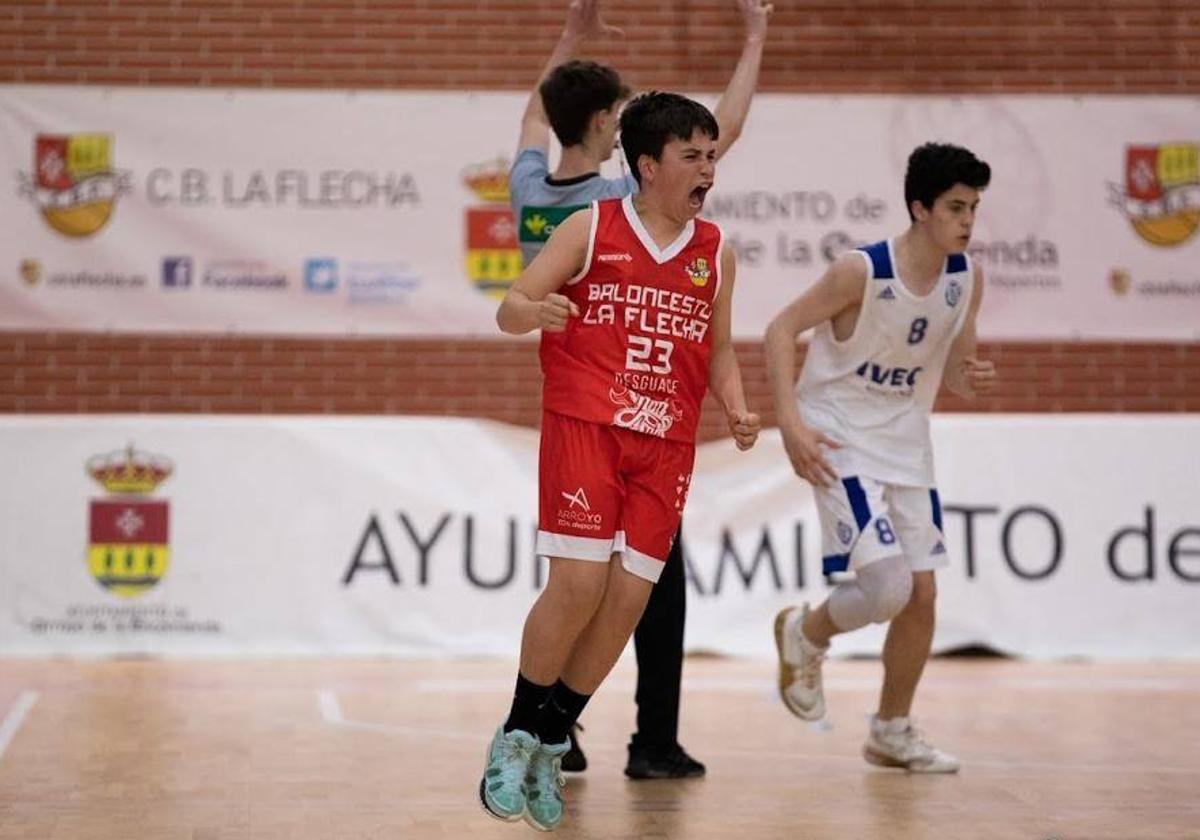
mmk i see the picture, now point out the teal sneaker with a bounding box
[524,737,570,831]
[479,726,537,822]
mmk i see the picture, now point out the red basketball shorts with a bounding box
[536,410,695,582]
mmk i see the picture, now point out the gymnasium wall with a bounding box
[3,0,1198,435]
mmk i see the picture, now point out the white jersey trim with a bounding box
[855,247,878,282]
[887,238,942,302]
[820,250,874,350]
[566,201,600,286]
[621,194,695,265]
[713,224,726,301]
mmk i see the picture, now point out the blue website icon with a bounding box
[304,258,339,293]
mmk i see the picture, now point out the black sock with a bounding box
[536,679,592,746]
[503,673,553,735]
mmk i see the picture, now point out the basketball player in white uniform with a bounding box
[765,143,996,773]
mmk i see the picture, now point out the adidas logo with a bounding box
[931,541,947,555]
[877,286,896,300]
[597,252,633,262]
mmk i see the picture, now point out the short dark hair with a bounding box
[539,60,631,147]
[619,92,719,185]
[904,143,991,221]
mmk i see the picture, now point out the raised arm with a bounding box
[942,262,997,399]
[708,242,761,450]
[763,253,865,485]
[516,0,623,152]
[496,208,592,334]
[713,0,774,161]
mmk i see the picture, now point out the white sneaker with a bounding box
[773,603,828,721]
[863,717,960,773]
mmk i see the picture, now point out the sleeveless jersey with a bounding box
[797,239,974,486]
[541,195,724,444]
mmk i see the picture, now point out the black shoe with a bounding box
[624,741,706,780]
[560,723,587,773]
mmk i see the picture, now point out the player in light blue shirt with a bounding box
[510,0,771,269]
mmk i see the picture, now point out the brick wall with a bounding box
[3,1,1197,91]
[3,0,1197,437]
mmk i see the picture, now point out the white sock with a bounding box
[873,715,909,735]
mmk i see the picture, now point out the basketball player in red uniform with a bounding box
[479,92,760,832]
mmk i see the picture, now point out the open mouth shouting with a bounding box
[689,183,712,211]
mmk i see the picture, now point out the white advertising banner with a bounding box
[1,87,1199,339]
[2,415,1197,660]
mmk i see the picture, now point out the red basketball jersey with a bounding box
[540,196,724,444]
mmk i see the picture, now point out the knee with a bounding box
[866,563,914,623]
[545,565,607,615]
[606,568,654,623]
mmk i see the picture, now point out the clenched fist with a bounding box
[728,409,761,451]
[538,293,580,332]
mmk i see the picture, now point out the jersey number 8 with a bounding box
[907,317,928,345]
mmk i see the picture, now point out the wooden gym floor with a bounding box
[1,657,1198,839]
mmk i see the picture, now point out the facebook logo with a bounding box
[161,256,193,288]
[304,258,339,293]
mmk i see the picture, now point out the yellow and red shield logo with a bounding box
[20,133,130,238]
[88,500,170,598]
[85,446,173,598]
[1118,144,1200,248]
[462,158,521,296]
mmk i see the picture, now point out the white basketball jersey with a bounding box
[797,239,973,486]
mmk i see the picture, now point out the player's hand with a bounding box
[728,410,761,451]
[564,0,623,41]
[538,293,579,332]
[780,419,841,487]
[736,0,774,41]
[960,356,997,396]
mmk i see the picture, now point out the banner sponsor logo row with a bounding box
[3,93,1198,337]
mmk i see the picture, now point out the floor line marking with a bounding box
[0,691,39,764]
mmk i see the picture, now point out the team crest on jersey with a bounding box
[945,278,963,307]
[684,257,711,288]
[836,520,854,545]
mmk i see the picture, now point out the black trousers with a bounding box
[630,525,686,749]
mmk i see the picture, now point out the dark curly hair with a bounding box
[904,143,991,221]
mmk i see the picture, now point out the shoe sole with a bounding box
[523,810,561,832]
[862,744,960,774]
[522,779,564,831]
[478,775,524,822]
[773,607,824,721]
[625,768,706,780]
[478,739,525,823]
